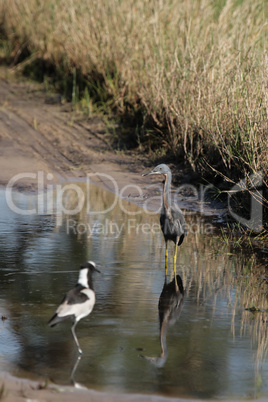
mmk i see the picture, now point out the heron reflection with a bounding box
[142,274,184,367]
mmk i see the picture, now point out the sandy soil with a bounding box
[0,68,220,216]
[0,372,194,402]
[0,67,152,193]
[0,68,248,402]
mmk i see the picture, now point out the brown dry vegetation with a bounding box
[0,1,267,197]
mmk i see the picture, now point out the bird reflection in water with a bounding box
[70,355,88,389]
[142,274,184,368]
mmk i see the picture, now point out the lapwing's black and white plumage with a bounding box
[48,261,99,354]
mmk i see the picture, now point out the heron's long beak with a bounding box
[142,169,157,176]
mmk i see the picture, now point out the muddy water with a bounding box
[0,183,267,399]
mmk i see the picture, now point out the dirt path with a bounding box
[0,67,149,195]
[1,67,223,217]
[0,69,219,216]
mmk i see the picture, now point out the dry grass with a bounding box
[0,0,268,175]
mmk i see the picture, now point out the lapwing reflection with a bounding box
[142,274,184,367]
[70,355,88,389]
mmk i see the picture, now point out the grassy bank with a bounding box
[0,0,267,218]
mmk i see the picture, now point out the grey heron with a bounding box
[142,164,186,284]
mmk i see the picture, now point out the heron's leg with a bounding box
[173,240,178,289]
[71,321,82,354]
[165,242,168,280]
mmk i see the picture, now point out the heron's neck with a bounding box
[163,173,171,211]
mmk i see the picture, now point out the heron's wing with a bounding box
[161,208,186,238]
[171,207,187,235]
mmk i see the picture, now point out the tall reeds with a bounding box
[0,0,267,175]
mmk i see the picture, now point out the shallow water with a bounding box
[0,183,267,399]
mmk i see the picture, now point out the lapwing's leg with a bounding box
[71,321,82,354]
[173,238,179,290]
[165,241,168,281]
